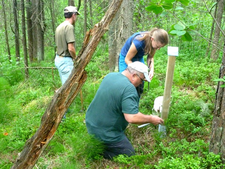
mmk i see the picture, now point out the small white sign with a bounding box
[167,46,179,56]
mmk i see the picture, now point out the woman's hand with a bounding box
[149,70,154,80]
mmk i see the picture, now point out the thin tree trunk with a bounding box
[36,0,45,61]
[26,0,33,62]
[21,0,29,79]
[11,1,123,168]
[13,0,20,63]
[49,0,56,55]
[205,4,217,58]
[210,0,224,60]
[2,0,11,62]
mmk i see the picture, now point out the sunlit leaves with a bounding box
[145,0,189,15]
[146,4,163,15]
[169,22,193,41]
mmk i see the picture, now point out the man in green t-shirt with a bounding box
[55,6,80,85]
[86,61,164,159]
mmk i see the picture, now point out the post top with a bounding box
[167,46,179,56]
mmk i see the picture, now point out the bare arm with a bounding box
[124,43,138,65]
[124,112,163,125]
[147,55,154,80]
[68,43,76,59]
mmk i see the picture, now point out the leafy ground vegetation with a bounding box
[0,42,225,169]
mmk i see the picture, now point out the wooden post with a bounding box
[159,46,178,134]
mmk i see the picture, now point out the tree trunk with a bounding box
[68,0,74,6]
[108,0,133,71]
[36,0,45,61]
[209,40,225,163]
[32,0,37,60]
[11,1,123,168]
[13,0,20,63]
[210,0,224,60]
[21,0,29,79]
[2,0,11,62]
[205,4,217,58]
[26,0,33,62]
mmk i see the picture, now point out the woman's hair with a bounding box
[138,28,169,58]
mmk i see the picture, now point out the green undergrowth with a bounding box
[0,47,224,168]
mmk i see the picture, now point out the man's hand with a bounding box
[149,115,164,125]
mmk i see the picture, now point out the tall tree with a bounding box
[209,38,225,163]
[210,0,224,60]
[21,0,29,79]
[2,0,11,62]
[11,1,123,168]
[36,0,45,61]
[26,0,33,62]
[108,0,133,71]
[13,0,20,63]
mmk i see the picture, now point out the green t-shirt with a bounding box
[85,72,139,143]
[55,21,75,56]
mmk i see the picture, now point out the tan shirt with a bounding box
[55,21,75,56]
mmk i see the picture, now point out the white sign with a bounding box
[167,46,179,56]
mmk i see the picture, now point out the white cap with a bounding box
[128,61,150,82]
[64,6,80,15]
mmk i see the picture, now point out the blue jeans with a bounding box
[103,136,135,159]
[55,55,74,85]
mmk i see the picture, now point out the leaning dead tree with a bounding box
[12,0,123,168]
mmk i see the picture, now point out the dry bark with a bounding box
[11,0,123,168]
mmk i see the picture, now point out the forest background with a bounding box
[0,0,225,168]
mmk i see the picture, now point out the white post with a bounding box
[159,46,178,135]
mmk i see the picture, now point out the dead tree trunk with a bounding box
[11,0,123,168]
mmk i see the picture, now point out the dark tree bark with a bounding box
[209,40,225,163]
[210,0,224,60]
[21,0,29,79]
[2,0,11,62]
[13,0,20,63]
[26,0,33,62]
[11,1,123,168]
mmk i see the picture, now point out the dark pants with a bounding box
[103,136,135,159]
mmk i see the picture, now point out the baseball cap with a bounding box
[64,6,80,15]
[128,61,150,82]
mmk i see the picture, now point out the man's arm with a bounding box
[124,112,163,125]
[68,43,76,59]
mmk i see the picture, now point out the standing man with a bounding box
[55,6,80,85]
[85,61,164,159]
